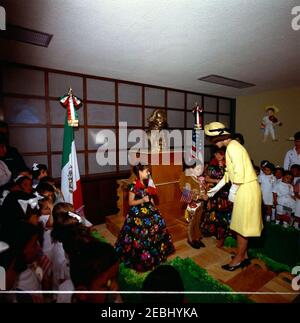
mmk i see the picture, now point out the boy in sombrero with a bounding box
[261,105,282,142]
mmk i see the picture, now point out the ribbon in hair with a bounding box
[0,190,10,206]
[68,211,82,223]
[18,197,40,214]
[14,175,26,183]
[0,241,9,254]
[32,163,39,171]
[34,192,45,200]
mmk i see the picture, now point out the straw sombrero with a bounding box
[265,105,279,113]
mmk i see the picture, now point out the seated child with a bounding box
[32,163,48,189]
[70,240,121,303]
[38,197,54,259]
[272,171,296,228]
[141,265,184,303]
[39,176,65,204]
[55,224,94,303]
[50,202,78,292]
[1,188,37,239]
[36,182,56,204]
[258,162,276,222]
[179,162,208,249]
[17,168,32,180]
[15,175,33,195]
[4,222,48,303]
[0,159,11,188]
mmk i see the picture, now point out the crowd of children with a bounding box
[258,161,300,229]
[0,117,299,302]
[0,159,180,303]
[0,160,125,303]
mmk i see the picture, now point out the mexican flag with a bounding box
[61,116,84,214]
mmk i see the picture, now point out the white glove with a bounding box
[207,177,226,198]
[228,184,239,203]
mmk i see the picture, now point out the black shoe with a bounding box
[188,240,201,249]
[221,259,251,271]
[198,240,206,248]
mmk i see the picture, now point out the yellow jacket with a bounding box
[224,140,263,237]
[225,140,257,184]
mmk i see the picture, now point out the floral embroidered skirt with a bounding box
[115,202,175,272]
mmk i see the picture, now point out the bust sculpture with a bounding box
[147,109,168,152]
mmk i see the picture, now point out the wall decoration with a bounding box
[260,105,282,142]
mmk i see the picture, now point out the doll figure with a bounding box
[261,105,282,142]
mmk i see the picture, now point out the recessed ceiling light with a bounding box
[198,74,255,88]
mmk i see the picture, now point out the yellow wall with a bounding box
[236,87,300,166]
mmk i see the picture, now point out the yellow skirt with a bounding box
[230,180,263,237]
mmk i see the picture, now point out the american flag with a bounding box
[180,188,193,203]
[191,128,197,159]
[191,128,204,161]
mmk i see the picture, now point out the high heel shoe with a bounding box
[188,240,201,249]
[221,259,251,271]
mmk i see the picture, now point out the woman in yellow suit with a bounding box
[204,122,263,271]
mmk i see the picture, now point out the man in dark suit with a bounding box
[0,121,28,177]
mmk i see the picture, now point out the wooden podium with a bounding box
[106,150,188,241]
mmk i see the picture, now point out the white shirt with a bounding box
[272,181,295,209]
[57,279,74,303]
[15,267,41,291]
[284,147,300,170]
[39,215,53,258]
[295,179,300,217]
[0,160,11,186]
[259,173,276,205]
[51,241,66,290]
[293,176,300,186]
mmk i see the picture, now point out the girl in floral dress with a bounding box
[115,164,174,272]
[202,147,232,247]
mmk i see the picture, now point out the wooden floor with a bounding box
[98,213,299,303]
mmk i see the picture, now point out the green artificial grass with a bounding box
[224,223,300,273]
[247,250,294,273]
[92,229,250,302]
[224,236,237,248]
[90,229,107,243]
[118,257,251,303]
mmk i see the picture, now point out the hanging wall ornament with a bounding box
[59,88,82,127]
[260,104,282,142]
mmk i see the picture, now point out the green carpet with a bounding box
[93,229,250,302]
[224,223,300,273]
[118,257,251,303]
